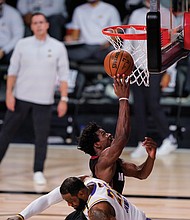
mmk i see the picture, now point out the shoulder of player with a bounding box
[98,146,119,161]
[84,177,106,187]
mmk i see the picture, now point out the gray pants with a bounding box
[0,99,52,172]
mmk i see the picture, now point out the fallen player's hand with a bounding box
[7,215,23,220]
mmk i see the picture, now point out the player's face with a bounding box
[30,15,49,38]
[62,193,87,211]
[96,129,114,149]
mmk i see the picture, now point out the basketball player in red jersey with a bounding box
[78,75,157,194]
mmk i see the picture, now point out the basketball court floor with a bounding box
[0,1,190,219]
[0,144,189,220]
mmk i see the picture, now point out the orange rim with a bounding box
[102,25,147,40]
[102,25,169,42]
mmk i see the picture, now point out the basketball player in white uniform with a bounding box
[60,177,151,220]
[7,176,151,220]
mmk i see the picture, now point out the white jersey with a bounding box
[84,178,147,220]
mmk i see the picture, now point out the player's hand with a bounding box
[142,137,157,159]
[113,74,130,98]
[7,215,21,220]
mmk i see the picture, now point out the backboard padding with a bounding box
[146,11,162,72]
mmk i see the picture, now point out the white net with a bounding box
[103,26,149,86]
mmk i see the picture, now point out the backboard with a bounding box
[101,0,190,86]
[147,0,190,72]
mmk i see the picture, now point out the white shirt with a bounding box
[71,1,121,45]
[17,0,67,17]
[84,178,147,220]
[0,4,24,54]
[8,35,69,105]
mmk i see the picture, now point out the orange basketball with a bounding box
[104,49,134,78]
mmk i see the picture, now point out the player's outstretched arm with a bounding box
[121,137,157,179]
[106,75,131,162]
[7,187,62,220]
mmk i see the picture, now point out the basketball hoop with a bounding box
[102,25,170,87]
[102,25,149,86]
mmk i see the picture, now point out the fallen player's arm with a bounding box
[7,186,62,220]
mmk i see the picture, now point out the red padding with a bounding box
[184,12,190,50]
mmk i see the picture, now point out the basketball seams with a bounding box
[104,49,134,79]
[125,54,132,73]
[122,51,133,74]
[104,52,112,77]
[110,51,114,77]
[116,50,123,76]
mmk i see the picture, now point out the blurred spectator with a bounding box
[0,13,69,185]
[103,0,127,22]
[17,0,68,41]
[124,0,144,23]
[127,0,178,158]
[0,0,24,65]
[125,0,143,13]
[64,0,121,63]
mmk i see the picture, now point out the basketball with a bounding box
[104,49,134,78]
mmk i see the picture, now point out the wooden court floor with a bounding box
[0,144,190,220]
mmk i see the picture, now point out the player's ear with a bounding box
[78,188,86,198]
[77,190,83,197]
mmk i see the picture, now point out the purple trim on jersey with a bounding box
[87,182,97,196]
